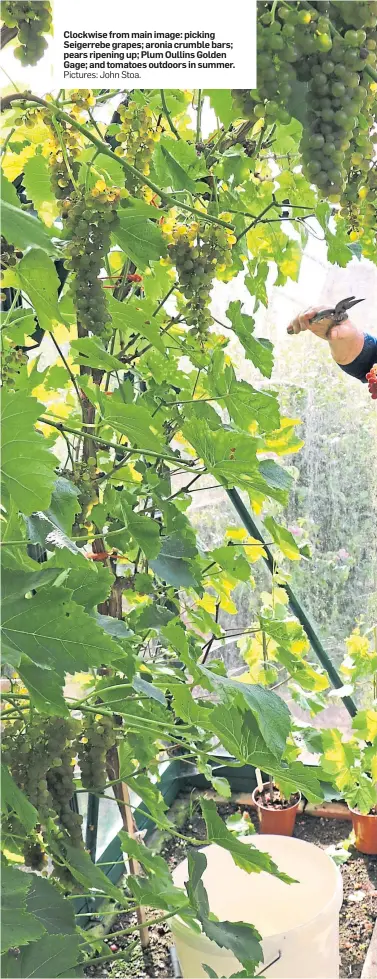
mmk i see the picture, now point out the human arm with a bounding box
[287,308,377,381]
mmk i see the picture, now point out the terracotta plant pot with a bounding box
[252,784,301,836]
[349,807,377,855]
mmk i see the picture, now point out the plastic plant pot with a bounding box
[349,807,377,855]
[171,835,343,978]
[252,784,301,836]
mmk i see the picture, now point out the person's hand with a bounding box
[287,307,355,342]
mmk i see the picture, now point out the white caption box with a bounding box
[52,0,256,89]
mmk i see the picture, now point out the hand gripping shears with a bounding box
[287,296,365,334]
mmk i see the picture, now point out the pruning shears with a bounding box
[287,296,365,334]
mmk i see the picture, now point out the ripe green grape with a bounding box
[78,714,116,792]
[239,0,377,229]
[63,184,120,337]
[114,100,162,197]
[166,223,235,337]
[2,1,52,65]
[2,714,83,848]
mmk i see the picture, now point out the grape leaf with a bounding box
[201,799,293,881]
[1,769,38,834]
[70,336,123,372]
[102,399,167,454]
[226,301,274,378]
[26,477,81,553]
[264,516,301,561]
[155,144,197,193]
[114,212,167,267]
[1,935,82,978]
[26,875,76,935]
[205,90,235,127]
[16,249,65,331]
[123,505,161,560]
[1,201,57,255]
[1,863,45,954]
[1,390,57,515]
[23,152,59,227]
[65,564,113,610]
[18,660,69,716]
[1,585,122,673]
[63,844,127,903]
[150,534,199,588]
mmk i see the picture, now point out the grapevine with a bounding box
[1,1,52,65]
[77,713,117,792]
[63,181,120,336]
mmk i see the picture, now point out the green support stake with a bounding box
[226,488,357,718]
[85,793,100,863]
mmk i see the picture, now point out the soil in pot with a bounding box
[252,783,301,836]
[349,807,377,855]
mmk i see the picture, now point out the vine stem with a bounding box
[38,415,198,468]
[81,910,179,949]
[48,333,82,403]
[236,200,277,243]
[160,89,181,140]
[81,943,139,969]
[0,126,15,157]
[1,93,235,230]
[196,90,203,143]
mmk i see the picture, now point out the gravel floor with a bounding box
[85,797,377,979]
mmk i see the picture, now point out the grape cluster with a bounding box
[2,715,83,847]
[47,744,83,847]
[115,101,162,195]
[1,236,22,272]
[1,346,28,387]
[167,223,235,336]
[42,114,83,203]
[63,181,120,336]
[366,364,377,400]
[78,713,116,792]
[2,717,53,815]
[234,2,377,210]
[70,89,96,115]
[2,1,52,65]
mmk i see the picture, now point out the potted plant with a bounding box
[321,712,377,854]
[252,772,301,836]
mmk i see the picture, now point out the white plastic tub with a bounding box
[171,834,343,979]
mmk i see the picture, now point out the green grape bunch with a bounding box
[78,713,117,792]
[1,236,22,272]
[43,113,83,203]
[233,1,377,237]
[62,181,120,336]
[166,222,235,337]
[114,100,162,197]
[2,714,83,848]
[47,747,83,847]
[2,1,52,65]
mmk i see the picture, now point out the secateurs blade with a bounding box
[287,296,365,334]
